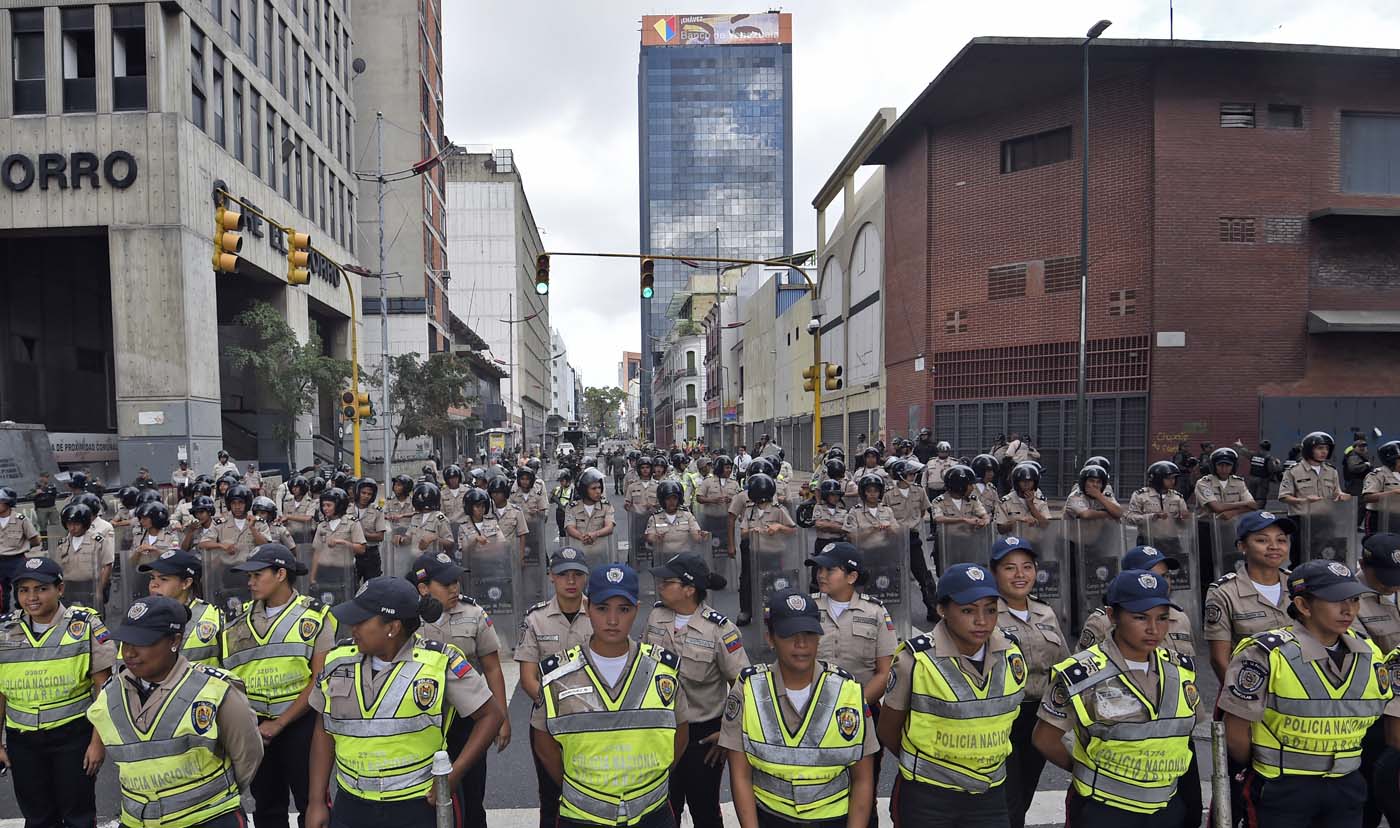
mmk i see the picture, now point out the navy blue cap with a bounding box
[549,546,589,575]
[1122,545,1180,572]
[139,549,203,578]
[1287,559,1373,602]
[936,563,1001,605]
[110,596,190,646]
[1236,510,1297,542]
[765,588,824,637]
[411,551,463,584]
[14,556,63,584]
[587,563,639,605]
[230,543,308,574]
[1362,534,1400,587]
[807,541,863,573]
[332,576,422,626]
[990,536,1035,563]
[1106,569,1182,613]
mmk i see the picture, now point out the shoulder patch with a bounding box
[456,594,479,606]
[1001,628,1020,646]
[1210,572,1238,588]
[418,638,448,653]
[651,645,680,669]
[905,635,933,653]
[540,654,561,674]
[299,595,325,612]
[526,601,550,615]
[1253,630,1294,652]
[702,609,729,626]
[859,593,884,606]
[196,665,236,681]
[824,662,854,680]
[335,636,356,648]
[1173,652,1196,672]
[739,663,770,681]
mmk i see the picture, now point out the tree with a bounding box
[222,300,352,468]
[381,352,477,461]
[582,386,628,436]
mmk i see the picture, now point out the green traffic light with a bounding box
[641,286,654,299]
[535,281,549,295]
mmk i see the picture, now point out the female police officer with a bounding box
[139,549,225,666]
[1033,569,1203,826]
[306,576,504,828]
[88,595,263,828]
[878,563,1027,828]
[721,588,878,828]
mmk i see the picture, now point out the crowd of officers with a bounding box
[1,428,1400,828]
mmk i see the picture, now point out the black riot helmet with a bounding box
[649,456,669,475]
[469,468,489,487]
[970,454,999,479]
[1301,431,1335,459]
[943,464,976,496]
[411,482,441,512]
[935,441,952,455]
[134,501,171,530]
[464,488,491,515]
[190,481,214,499]
[136,489,163,507]
[1010,462,1041,490]
[487,476,512,497]
[818,479,844,504]
[289,476,310,498]
[825,446,846,461]
[391,474,414,497]
[1085,455,1112,477]
[356,478,379,502]
[75,492,106,518]
[191,495,217,517]
[577,468,605,498]
[515,466,537,487]
[749,458,776,479]
[857,473,886,497]
[1147,461,1181,493]
[251,496,279,519]
[443,465,464,485]
[1209,447,1239,475]
[657,480,684,509]
[1079,464,1111,490]
[319,487,349,517]
[332,472,351,492]
[61,502,95,531]
[225,485,253,511]
[308,477,326,495]
[527,458,542,473]
[118,486,141,509]
[1378,441,1400,469]
[893,459,924,482]
[714,456,734,476]
[746,473,776,503]
[824,458,847,481]
[68,471,89,490]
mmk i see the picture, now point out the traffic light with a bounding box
[287,230,311,285]
[212,203,244,273]
[355,391,373,419]
[535,253,550,295]
[340,389,373,420]
[340,390,357,421]
[824,363,844,391]
[641,258,655,299]
[802,365,818,393]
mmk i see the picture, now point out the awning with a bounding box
[1309,206,1400,221]
[1307,310,1400,333]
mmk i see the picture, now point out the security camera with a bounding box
[806,317,821,334]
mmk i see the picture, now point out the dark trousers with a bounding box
[1004,702,1047,828]
[330,788,436,828]
[739,538,754,617]
[354,545,382,584]
[0,553,28,615]
[892,776,1009,828]
[1066,791,1184,827]
[1177,749,1202,828]
[446,714,487,828]
[614,475,625,495]
[5,719,97,828]
[249,712,314,828]
[558,803,676,828]
[1371,746,1400,827]
[668,716,724,828]
[555,507,566,539]
[757,812,846,828]
[197,811,248,828]
[908,530,937,621]
[1243,769,1365,828]
[532,727,562,828]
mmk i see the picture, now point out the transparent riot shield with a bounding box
[291,520,316,567]
[937,522,995,570]
[699,512,732,585]
[1140,518,1201,644]
[45,527,102,611]
[1379,505,1399,535]
[202,547,251,619]
[1295,498,1359,567]
[1068,517,1127,632]
[575,526,621,566]
[516,514,548,609]
[852,526,912,642]
[628,511,653,571]
[1202,516,1244,582]
[1020,519,1068,626]
[748,529,803,661]
[465,534,517,650]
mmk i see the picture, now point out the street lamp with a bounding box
[1075,19,1111,475]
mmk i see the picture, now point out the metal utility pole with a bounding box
[377,112,390,489]
[1076,20,1112,474]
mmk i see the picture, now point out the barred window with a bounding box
[988,264,1027,301]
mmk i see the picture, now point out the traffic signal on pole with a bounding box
[802,365,818,393]
[355,391,372,419]
[213,203,244,273]
[340,390,357,421]
[641,258,655,299]
[824,363,844,391]
[287,230,312,285]
[535,254,550,295]
[340,389,373,420]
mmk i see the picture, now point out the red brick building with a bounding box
[869,37,1400,494]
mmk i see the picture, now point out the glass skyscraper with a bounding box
[638,13,793,431]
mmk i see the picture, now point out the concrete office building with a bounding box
[548,327,578,443]
[638,12,793,438]
[444,147,550,452]
[0,0,362,478]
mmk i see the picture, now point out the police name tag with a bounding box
[538,634,561,642]
[558,687,595,700]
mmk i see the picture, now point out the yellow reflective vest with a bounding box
[1052,645,1198,813]
[740,663,866,820]
[220,594,329,717]
[318,639,454,801]
[0,606,107,731]
[1244,628,1391,779]
[543,643,680,825]
[88,663,242,828]
[897,632,1026,793]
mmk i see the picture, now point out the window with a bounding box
[212,50,226,147]
[61,8,97,113]
[1108,289,1137,317]
[295,137,304,211]
[303,56,313,124]
[292,40,301,112]
[1342,113,1400,194]
[112,5,147,111]
[229,0,241,47]
[266,114,276,186]
[12,10,46,115]
[345,113,352,168]
[314,1,321,54]
[1001,127,1071,173]
[944,310,968,334]
[1220,103,1255,128]
[302,0,310,31]
[250,91,262,173]
[1268,105,1303,128]
[277,19,287,96]
[315,76,323,139]
[246,0,257,60]
[262,2,272,76]
[988,263,1028,300]
[348,195,355,254]
[332,19,340,79]
[1218,217,1256,243]
[231,71,244,161]
[281,119,292,200]
[211,0,223,24]
[190,28,207,130]
[318,161,327,231]
[333,105,341,160]
[1044,255,1080,294]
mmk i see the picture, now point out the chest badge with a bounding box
[836,706,860,741]
[196,620,217,642]
[654,674,677,706]
[414,678,440,710]
[299,618,319,641]
[1008,652,1027,684]
[190,700,216,734]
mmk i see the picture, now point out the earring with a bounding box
[388,632,394,638]
[170,646,178,653]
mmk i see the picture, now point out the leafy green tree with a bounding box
[582,386,628,436]
[222,301,352,467]
[382,352,478,460]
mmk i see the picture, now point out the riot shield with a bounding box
[291,521,316,567]
[851,526,912,642]
[628,511,653,571]
[575,527,621,566]
[516,514,548,609]
[307,538,356,609]
[45,527,102,611]
[1201,515,1244,583]
[1295,498,1359,567]
[202,547,250,619]
[1379,505,1399,535]
[1140,519,1201,643]
[640,536,708,611]
[1067,517,1127,631]
[465,534,517,650]
[699,512,732,584]
[1020,519,1068,626]
[747,529,803,661]
[937,522,995,570]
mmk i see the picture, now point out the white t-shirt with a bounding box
[264,600,290,619]
[233,518,247,531]
[0,515,10,529]
[71,534,85,550]
[787,682,813,712]
[826,598,849,620]
[1252,580,1283,606]
[1125,659,1150,673]
[1009,608,1030,623]
[328,519,341,532]
[967,645,987,662]
[951,499,964,510]
[672,613,692,631]
[589,648,630,687]
[583,504,596,517]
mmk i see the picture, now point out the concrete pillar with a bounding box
[44,7,60,116]
[94,4,112,113]
[0,12,14,119]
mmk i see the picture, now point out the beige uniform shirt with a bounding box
[54,528,113,581]
[643,604,748,721]
[405,510,454,556]
[514,597,593,665]
[1006,440,1036,464]
[885,623,1017,711]
[384,496,414,524]
[1279,462,1343,515]
[727,491,751,518]
[997,597,1069,700]
[841,504,899,541]
[921,457,957,493]
[932,493,990,522]
[441,485,469,523]
[1353,591,1400,654]
[1125,487,1192,527]
[420,597,502,667]
[973,483,1000,518]
[1038,634,1207,732]
[625,479,659,516]
[509,486,549,522]
[813,503,850,541]
[103,659,263,789]
[310,638,493,721]
[311,515,366,569]
[0,512,40,556]
[350,504,386,542]
[1064,491,1117,520]
[738,503,797,536]
[212,462,239,479]
[213,516,267,564]
[129,528,186,569]
[493,503,529,547]
[563,500,615,542]
[1363,467,1400,514]
[883,484,931,532]
[242,471,263,491]
[995,491,1050,532]
[646,509,704,559]
[1,603,117,674]
[1218,625,1400,721]
[1203,566,1290,646]
[813,593,897,686]
[1194,474,1254,517]
[529,640,691,730]
[718,663,879,755]
[1076,606,1197,658]
[697,477,741,519]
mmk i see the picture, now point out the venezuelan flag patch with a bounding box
[722,631,742,653]
[884,613,895,631]
[92,620,111,644]
[447,652,473,677]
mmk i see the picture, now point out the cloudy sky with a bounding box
[441,0,1400,389]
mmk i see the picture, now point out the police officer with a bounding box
[738,473,798,626]
[0,487,41,614]
[1203,511,1294,681]
[551,468,576,542]
[807,541,894,828]
[305,577,504,828]
[1362,441,1400,536]
[212,450,238,480]
[441,464,469,538]
[697,457,741,557]
[886,458,932,569]
[990,537,1068,828]
[812,480,851,556]
[0,556,115,828]
[89,595,263,828]
[487,476,529,561]
[1126,461,1192,539]
[970,455,1002,518]
[1078,545,1196,657]
[995,463,1051,535]
[532,563,688,828]
[1220,559,1397,828]
[645,552,747,828]
[516,547,594,828]
[308,487,364,602]
[510,466,550,526]
[1194,447,1258,521]
[398,482,455,560]
[384,474,416,528]
[566,469,617,562]
[411,551,510,828]
[646,482,709,561]
[931,464,991,582]
[138,548,224,666]
[721,588,878,828]
[222,545,337,828]
[26,473,60,542]
[54,501,113,608]
[348,479,385,582]
[1034,570,1204,826]
[211,485,263,571]
[186,495,219,556]
[878,563,1027,827]
[1279,431,1350,514]
[1065,464,1124,522]
[129,500,184,576]
[842,475,899,550]
[923,441,956,503]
